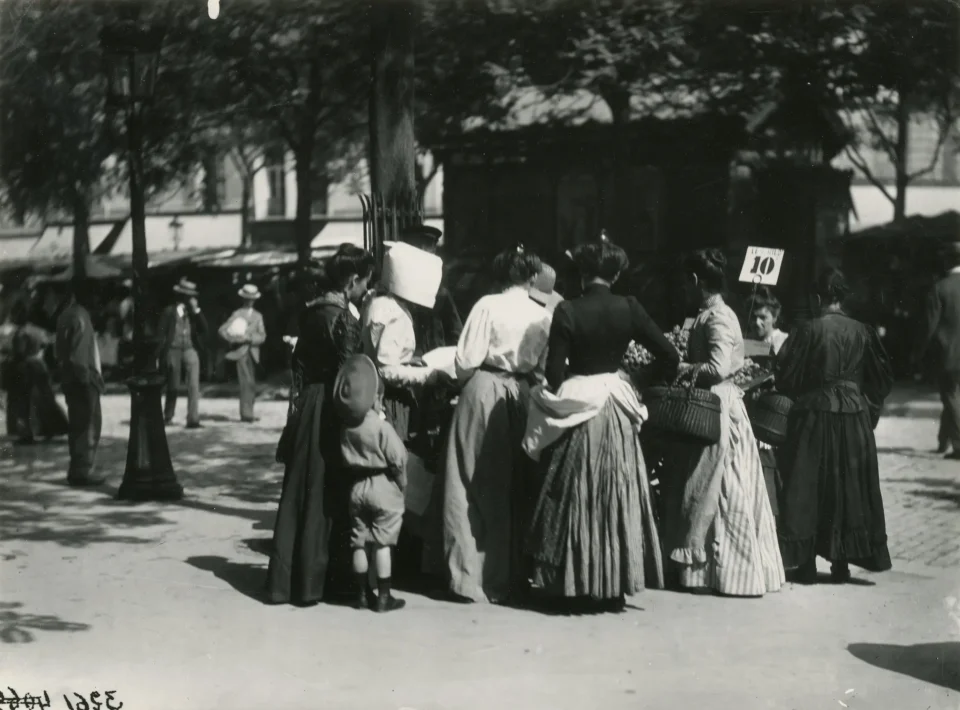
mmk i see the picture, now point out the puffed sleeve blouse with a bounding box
[362,294,431,384]
[454,286,552,381]
[687,295,745,386]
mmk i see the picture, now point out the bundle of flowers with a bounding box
[621,325,689,380]
[621,327,772,391]
[731,358,773,390]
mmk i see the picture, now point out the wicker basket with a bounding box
[643,367,722,445]
[748,392,793,446]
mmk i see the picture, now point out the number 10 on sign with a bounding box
[738,246,785,286]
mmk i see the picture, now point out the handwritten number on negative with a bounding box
[63,691,122,710]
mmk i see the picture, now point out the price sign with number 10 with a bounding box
[738,246,786,286]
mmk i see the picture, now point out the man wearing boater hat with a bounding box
[158,278,208,428]
[219,283,267,423]
[916,242,960,459]
[398,224,463,353]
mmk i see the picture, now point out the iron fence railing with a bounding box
[359,191,424,267]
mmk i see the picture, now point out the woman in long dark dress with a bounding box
[266,245,375,605]
[10,302,68,444]
[524,240,678,611]
[775,268,894,583]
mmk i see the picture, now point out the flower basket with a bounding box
[748,391,793,446]
[643,367,722,445]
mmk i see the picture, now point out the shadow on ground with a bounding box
[885,475,960,509]
[185,555,269,604]
[0,602,90,643]
[2,422,283,549]
[848,641,960,693]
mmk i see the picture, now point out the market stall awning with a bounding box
[191,246,341,269]
[44,255,125,282]
[31,221,122,259]
[845,210,960,242]
[102,212,242,255]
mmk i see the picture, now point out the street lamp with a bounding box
[102,18,182,502]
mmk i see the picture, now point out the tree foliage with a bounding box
[172,0,369,263]
[838,0,960,219]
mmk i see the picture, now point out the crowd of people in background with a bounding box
[12,226,960,616]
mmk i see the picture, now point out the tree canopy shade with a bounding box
[837,0,960,220]
[0,0,213,273]
[0,0,111,274]
[174,0,369,265]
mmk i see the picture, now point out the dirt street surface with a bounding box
[2,390,958,710]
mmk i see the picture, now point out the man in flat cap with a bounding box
[398,224,463,354]
[916,241,960,459]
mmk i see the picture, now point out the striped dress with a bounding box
[661,296,785,597]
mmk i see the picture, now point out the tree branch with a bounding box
[863,105,899,160]
[907,112,954,180]
[844,144,895,205]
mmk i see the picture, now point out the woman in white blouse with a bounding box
[441,246,552,603]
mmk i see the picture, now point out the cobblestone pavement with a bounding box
[875,393,960,569]
[1,391,958,710]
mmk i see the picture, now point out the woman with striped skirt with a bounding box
[523,239,679,611]
[659,249,785,597]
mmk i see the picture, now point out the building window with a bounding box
[266,147,286,217]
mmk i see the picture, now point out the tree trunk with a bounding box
[369,0,417,209]
[240,175,252,250]
[294,146,314,267]
[72,193,90,283]
[893,87,910,222]
[600,85,631,244]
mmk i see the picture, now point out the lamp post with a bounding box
[102,18,182,502]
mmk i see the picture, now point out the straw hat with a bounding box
[381,242,443,309]
[530,263,558,304]
[173,278,199,297]
[238,284,261,301]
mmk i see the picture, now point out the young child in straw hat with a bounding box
[334,354,408,613]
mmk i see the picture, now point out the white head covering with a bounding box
[381,242,443,309]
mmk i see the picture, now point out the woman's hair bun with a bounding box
[707,249,726,269]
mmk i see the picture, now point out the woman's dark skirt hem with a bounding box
[779,531,892,572]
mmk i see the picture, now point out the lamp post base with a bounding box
[118,372,182,502]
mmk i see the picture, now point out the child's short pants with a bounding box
[349,473,405,547]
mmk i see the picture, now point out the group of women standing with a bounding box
[265,235,894,610]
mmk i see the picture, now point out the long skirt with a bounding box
[442,369,533,603]
[660,383,784,597]
[777,408,891,572]
[758,446,780,521]
[527,399,664,599]
[17,359,68,441]
[265,383,351,605]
